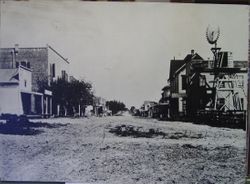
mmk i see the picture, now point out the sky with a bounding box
[0,0,248,108]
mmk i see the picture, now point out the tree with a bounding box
[130,106,136,114]
[36,75,50,93]
[106,100,126,115]
[67,79,94,115]
[49,78,94,116]
[50,78,69,116]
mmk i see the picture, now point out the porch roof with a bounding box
[20,89,43,96]
[0,68,19,84]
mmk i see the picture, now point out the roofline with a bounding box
[19,65,32,72]
[0,82,19,85]
[0,45,70,64]
[171,53,204,78]
[144,101,157,104]
[174,63,186,76]
[162,86,170,90]
[47,44,70,64]
[170,59,183,62]
[20,89,43,96]
[0,47,47,50]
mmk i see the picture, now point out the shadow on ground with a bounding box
[0,119,67,136]
[108,124,203,139]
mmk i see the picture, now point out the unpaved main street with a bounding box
[0,114,246,184]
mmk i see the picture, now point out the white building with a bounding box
[0,65,44,116]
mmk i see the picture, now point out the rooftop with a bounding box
[162,85,170,91]
[0,44,70,64]
[169,52,203,80]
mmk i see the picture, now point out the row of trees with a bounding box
[51,78,94,116]
[38,77,94,116]
[37,77,127,116]
[106,100,126,115]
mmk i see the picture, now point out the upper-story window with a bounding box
[27,62,30,68]
[181,75,187,90]
[21,61,26,67]
[50,63,56,78]
[16,60,30,68]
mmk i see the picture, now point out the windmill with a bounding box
[206,25,221,69]
[205,25,246,112]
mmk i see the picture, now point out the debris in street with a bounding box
[108,124,203,139]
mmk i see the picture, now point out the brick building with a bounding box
[0,44,70,117]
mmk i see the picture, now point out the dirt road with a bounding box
[0,115,246,184]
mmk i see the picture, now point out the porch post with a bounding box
[79,104,81,117]
[57,105,60,116]
[31,94,35,114]
[50,97,52,116]
[41,95,44,116]
[45,96,48,115]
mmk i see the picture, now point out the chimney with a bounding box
[14,44,19,54]
[191,49,194,55]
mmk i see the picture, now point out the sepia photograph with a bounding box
[0,1,249,183]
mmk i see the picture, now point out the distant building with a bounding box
[159,85,171,104]
[93,96,107,116]
[157,85,171,119]
[0,44,70,116]
[140,101,157,117]
[69,75,77,82]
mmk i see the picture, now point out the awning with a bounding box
[20,90,43,96]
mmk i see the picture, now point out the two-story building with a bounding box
[0,65,43,116]
[168,50,203,119]
[0,44,70,117]
[140,101,157,117]
[93,96,107,116]
[157,85,171,119]
[168,49,247,121]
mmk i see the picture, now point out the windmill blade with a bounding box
[206,25,220,44]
